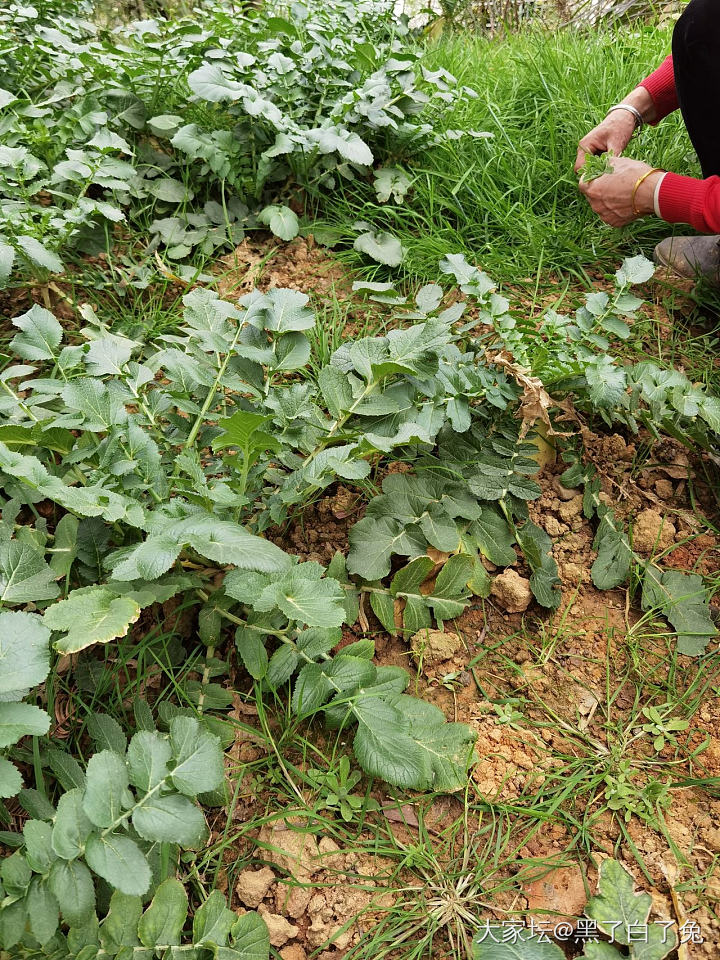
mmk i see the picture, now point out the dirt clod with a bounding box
[632,509,677,553]
[411,629,463,664]
[235,866,275,908]
[523,865,588,924]
[258,906,299,947]
[280,947,307,960]
[491,569,532,613]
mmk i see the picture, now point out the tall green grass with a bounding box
[316,22,696,282]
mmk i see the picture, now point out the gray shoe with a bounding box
[653,235,720,285]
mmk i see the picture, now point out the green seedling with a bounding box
[578,152,615,183]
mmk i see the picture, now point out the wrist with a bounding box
[625,86,657,125]
[634,170,665,216]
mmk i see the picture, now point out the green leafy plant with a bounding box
[306,756,376,822]
[637,703,690,753]
[578,152,615,183]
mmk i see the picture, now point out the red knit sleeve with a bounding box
[658,174,720,234]
[640,55,679,121]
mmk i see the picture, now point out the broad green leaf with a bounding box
[52,788,94,859]
[149,178,191,203]
[374,167,412,203]
[353,698,431,789]
[26,877,59,945]
[229,911,271,960]
[82,750,131,828]
[592,508,632,589]
[87,713,127,754]
[582,946,623,960]
[0,757,22,798]
[0,540,59,604]
[253,288,315,332]
[616,255,654,286]
[23,819,56,873]
[354,230,404,266]
[138,878,188,948]
[0,241,15,285]
[347,515,426,581]
[101,890,143,950]
[0,850,31,895]
[16,236,63,274]
[48,859,95,926]
[585,859,650,946]
[469,508,517,566]
[370,591,397,635]
[45,587,141,654]
[10,305,62,360]
[631,922,677,960]
[0,897,26,949]
[0,702,50,748]
[267,644,300,691]
[641,567,716,656]
[401,696,476,791]
[0,612,51,700]
[85,834,151,896]
[169,717,224,797]
[133,793,206,846]
[318,366,353,419]
[127,730,171,791]
[235,627,268,680]
[257,204,299,241]
[194,889,236,947]
[473,926,565,958]
[49,513,78,577]
[256,570,346,627]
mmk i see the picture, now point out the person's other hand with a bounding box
[575,111,637,171]
[578,155,662,227]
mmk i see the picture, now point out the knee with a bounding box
[675,0,716,47]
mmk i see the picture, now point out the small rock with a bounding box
[562,562,585,583]
[704,827,720,852]
[235,867,275,908]
[410,628,462,663]
[543,516,567,538]
[632,509,676,553]
[558,495,583,522]
[280,946,307,960]
[654,478,674,500]
[553,477,577,501]
[275,884,313,919]
[258,823,320,881]
[258,906,299,948]
[491,569,532,614]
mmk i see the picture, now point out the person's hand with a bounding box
[578,155,664,227]
[575,111,637,172]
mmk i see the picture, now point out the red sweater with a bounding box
[640,56,720,233]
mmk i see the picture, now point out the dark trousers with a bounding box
[672,0,720,178]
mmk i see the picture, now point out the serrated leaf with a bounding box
[229,911,271,959]
[616,255,654,286]
[10,305,63,360]
[0,612,51,700]
[0,539,59,603]
[0,757,22,798]
[194,889,236,947]
[48,859,95,926]
[585,859,650,946]
[82,750,130,828]
[138,878,188,949]
[52,788,94,859]
[235,627,268,680]
[45,587,141,654]
[126,730,171,791]
[640,567,716,656]
[85,834,151,896]
[169,716,224,797]
[347,515,426,581]
[592,507,632,589]
[26,877,59,945]
[133,793,206,846]
[257,204,299,241]
[16,236,63,274]
[473,926,565,958]
[353,697,431,789]
[0,702,50,748]
[354,230,404,266]
[469,508,517,566]
[256,570,346,627]
[101,890,142,950]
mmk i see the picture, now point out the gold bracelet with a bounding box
[631,167,665,216]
